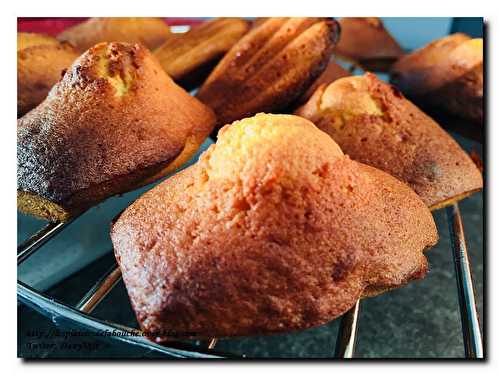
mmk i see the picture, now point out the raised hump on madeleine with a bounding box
[196,17,340,131]
[74,42,142,96]
[295,73,483,209]
[17,42,215,222]
[298,58,351,104]
[206,113,345,184]
[111,113,438,340]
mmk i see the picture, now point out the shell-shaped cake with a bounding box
[154,18,250,89]
[391,33,483,124]
[196,17,340,131]
[58,17,170,52]
[295,73,483,209]
[17,32,79,116]
[111,113,438,340]
[334,17,404,71]
[18,42,215,222]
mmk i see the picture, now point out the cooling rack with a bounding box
[17,200,483,359]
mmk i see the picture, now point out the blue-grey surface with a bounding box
[381,17,453,50]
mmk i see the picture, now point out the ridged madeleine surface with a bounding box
[18,42,215,222]
[111,113,437,340]
[196,18,339,130]
[154,18,249,89]
[296,73,483,209]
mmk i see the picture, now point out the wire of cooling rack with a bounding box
[75,263,122,313]
[17,218,76,265]
[446,203,483,358]
[17,201,482,358]
[334,300,360,358]
[17,280,226,358]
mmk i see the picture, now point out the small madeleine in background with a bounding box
[196,17,340,132]
[17,32,79,117]
[154,18,250,90]
[57,17,171,52]
[391,33,483,124]
[334,17,404,72]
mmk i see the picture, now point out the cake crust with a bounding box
[58,17,170,52]
[391,34,483,124]
[17,42,215,222]
[295,73,483,209]
[111,113,438,340]
[17,32,79,116]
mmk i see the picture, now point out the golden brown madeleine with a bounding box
[296,73,483,210]
[391,33,471,95]
[18,32,60,50]
[154,18,250,89]
[298,58,350,104]
[18,42,215,222]
[196,18,340,131]
[58,17,170,52]
[334,17,404,71]
[391,34,483,124]
[17,32,79,116]
[111,113,437,340]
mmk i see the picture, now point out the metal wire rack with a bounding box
[17,200,483,359]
